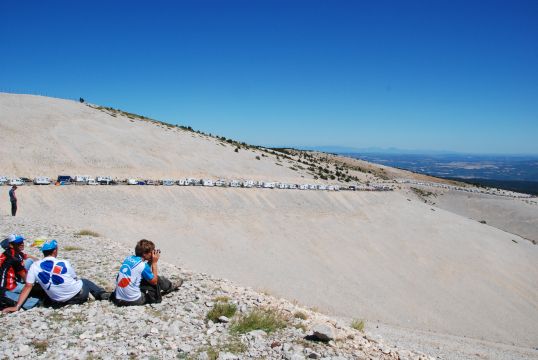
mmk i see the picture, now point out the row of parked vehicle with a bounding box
[0,175,343,191]
[0,176,115,186]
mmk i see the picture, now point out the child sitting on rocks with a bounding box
[2,239,110,313]
[0,234,41,310]
[111,239,181,306]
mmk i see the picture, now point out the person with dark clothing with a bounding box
[2,239,110,313]
[0,234,41,310]
[111,239,181,306]
[9,185,17,216]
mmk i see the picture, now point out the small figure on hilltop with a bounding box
[2,239,110,313]
[0,234,41,310]
[9,185,17,216]
[111,239,182,306]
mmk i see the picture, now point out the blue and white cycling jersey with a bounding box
[115,255,154,301]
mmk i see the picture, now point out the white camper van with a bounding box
[177,179,187,186]
[230,180,241,188]
[127,178,138,185]
[75,175,91,184]
[162,179,175,186]
[243,180,254,188]
[215,179,226,187]
[0,176,7,186]
[97,176,112,185]
[263,182,275,189]
[289,184,298,190]
[87,178,99,185]
[299,184,308,190]
[33,177,52,185]
[9,178,24,186]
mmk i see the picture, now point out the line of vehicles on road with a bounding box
[0,175,393,192]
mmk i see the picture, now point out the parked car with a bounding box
[87,178,99,185]
[9,178,24,186]
[34,177,52,185]
[57,175,72,185]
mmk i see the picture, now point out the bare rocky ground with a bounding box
[0,216,431,360]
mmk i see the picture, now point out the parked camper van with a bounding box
[243,180,254,188]
[230,180,241,188]
[318,184,327,191]
[97,176,112,185]
[87,178,98,185]
[299,184,309,190]
[177,179,187,186]
[0,176,7,186]
[74,175,91,184]
[202,179,214,187]
[308,184,317,190]
[255,181,264,188]
[263,182,275,189]
[215,179,226,187]
[162,179,174,186]
[127,178,138,185]
[56,175,72,185]
[33,177,52,185]
[9,178,24,186]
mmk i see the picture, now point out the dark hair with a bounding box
[42,249,55,257]
[135,239,155,257]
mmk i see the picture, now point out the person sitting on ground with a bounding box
[0,234,42,310]
[2,239,110,313]
[111,239,181,306]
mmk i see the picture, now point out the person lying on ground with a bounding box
[0,234,42,310]
[2,239,110,313]
[111,239,182,306]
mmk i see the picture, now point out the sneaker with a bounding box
[163,278,183,295]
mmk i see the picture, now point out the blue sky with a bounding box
[1,1,537,154]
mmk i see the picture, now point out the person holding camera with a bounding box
[111,239,180,306]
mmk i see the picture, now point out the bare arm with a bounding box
[148,250,160,285]
[2,283,34,313]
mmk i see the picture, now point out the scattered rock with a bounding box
[311,323,336,341]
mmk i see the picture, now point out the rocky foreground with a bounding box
[0,216,431,360]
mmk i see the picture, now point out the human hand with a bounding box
[152,249,161,263]
[2,306,19,314]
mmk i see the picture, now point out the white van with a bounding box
[162,179,175,186]
[127,178,138,185]
[9,178,24,186]
[87,178,99,185]
[34,177,52,185]
[243,180,254,188]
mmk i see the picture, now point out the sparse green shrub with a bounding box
[207,302,237,322]
[63,246,83,251]
[32,340,49,354]
[75,229,100,237]
[351,319,365,332]
[230,308,288,334]
[293,311,308,320]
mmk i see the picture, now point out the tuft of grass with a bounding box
[31,340,49,355]
[76,229,100,237]
[207,302,237,322]
[213,295,230,302]
[479,220,487,224]
[293,311,308,320]
[230,308,288,334]
[63,246,83,251]
[351,319,365,332]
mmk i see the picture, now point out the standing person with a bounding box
[111,239,181,306]
[2,239,110,313]
[0,234,41,310]
[9,185,17,216]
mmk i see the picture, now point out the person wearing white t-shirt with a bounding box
[112,239,181,306]
[2,239,110,313]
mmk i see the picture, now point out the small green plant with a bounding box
[63,246,83,251]
[293,311,308,320]
[32,340,49,354]
[76,229,100,237]
[230,308,288,334]
[207,302,237,322]
[213,295,230,302]
[351,319,365,332]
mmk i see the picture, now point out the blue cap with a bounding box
[41,239,58,252]
[7,234,25,244]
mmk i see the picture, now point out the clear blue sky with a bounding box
[1,1,537,154]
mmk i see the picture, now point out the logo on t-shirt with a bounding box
[38,260,67,289]
[117,264,132,288]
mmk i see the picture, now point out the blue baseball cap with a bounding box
[7,234,25,244]
[41,239,58,252]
